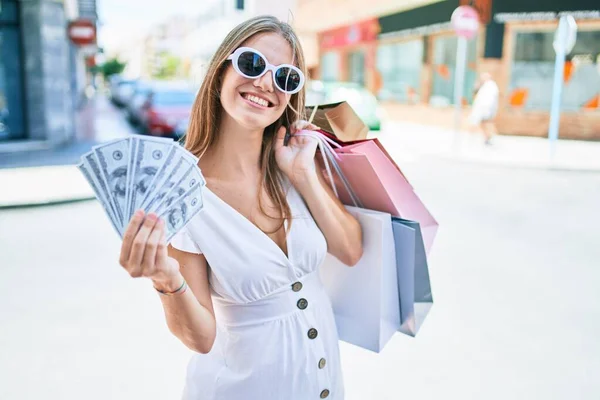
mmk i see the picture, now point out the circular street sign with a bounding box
[451,6,480,39]
[68,19,96,46]
[553,15,578,54]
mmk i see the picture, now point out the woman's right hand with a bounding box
[119,210,182,291]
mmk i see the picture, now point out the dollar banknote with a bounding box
[86,152,123,225]
[126,136,174,222]
[152,164,206,216]
[77,157,122,236]
[93,138,130,226]
[159,182,204,243]
[142,151,198,212]
[78,135,205,240]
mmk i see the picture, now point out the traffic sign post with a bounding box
[67,19,97,47]
[451,6,479,153]
[548,16,577,161]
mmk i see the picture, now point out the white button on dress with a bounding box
[170,181,344,400]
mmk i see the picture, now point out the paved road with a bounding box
[1,136,599,399]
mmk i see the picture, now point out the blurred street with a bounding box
[2,0,600,399]
[0,95,134,169]
[1,128,600,399]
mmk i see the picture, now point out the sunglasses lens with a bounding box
[237,51,266,77]
[274,67,301,93]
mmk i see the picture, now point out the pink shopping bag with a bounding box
[316,132,438,254]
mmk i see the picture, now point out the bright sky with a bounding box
[97,0,220,52]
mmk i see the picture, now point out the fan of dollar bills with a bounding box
[77,135,205,242]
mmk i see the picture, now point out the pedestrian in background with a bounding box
[117,15,362,400]
[468,72,499,146]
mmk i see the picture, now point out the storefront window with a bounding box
[347,50,365,86]
[430,35,477,107]
[376,39,423,102]
[320,51,341,82]
[510,30,600,111]
[0,0,25,141]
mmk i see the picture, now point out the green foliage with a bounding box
[101,58,127,78]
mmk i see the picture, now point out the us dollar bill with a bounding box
[77,157,122,236]
[152,163,205,216]
[125,136,138,220]
[84,151,124,228]
[127,136,175,221]
[93,138,130,226]
[160,182,204,243]
[141,146,192,211]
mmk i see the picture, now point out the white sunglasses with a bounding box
[227,47,305,94]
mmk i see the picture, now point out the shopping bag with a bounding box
[307,101,369,142]
[391,217,433,337]
[314,137,438,254]
[319,206,400,353]
[306,101,438,252]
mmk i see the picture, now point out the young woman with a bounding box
[118,15,362,400]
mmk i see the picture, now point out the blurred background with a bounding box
[1,0,599,399]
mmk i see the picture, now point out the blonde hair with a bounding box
[184,15,307,233]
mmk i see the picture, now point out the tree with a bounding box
[101,58,127,79]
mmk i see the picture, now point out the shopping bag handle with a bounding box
[294,129,362,208]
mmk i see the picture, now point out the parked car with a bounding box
[110,78,138,107]
[306,80,383,131]
[138,82,197,139]
[125,81,154,127]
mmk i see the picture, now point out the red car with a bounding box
[139,82,197,139]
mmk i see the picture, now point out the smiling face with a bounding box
[219,33,295,131]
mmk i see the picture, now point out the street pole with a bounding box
[548,16,577,161]
[548,21,566,161]
[453,36,467,153]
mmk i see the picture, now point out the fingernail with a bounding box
[147,213,157,221]
[135,210,144,218]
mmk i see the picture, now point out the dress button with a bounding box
[318,358,326,369]
[307,328,318,339]
[320,389,330,398]
[297,298,308,310]
[291,282,303,292]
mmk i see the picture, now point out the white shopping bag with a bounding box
[319,206,400,353]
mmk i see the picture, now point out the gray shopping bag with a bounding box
[391,218,433,337]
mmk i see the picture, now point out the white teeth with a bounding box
[244,94,269,107]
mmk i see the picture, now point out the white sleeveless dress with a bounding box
[170,181,344,400]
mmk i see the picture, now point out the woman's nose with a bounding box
[254,70,274,93]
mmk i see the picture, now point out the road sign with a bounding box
[451,5,480,39]
[451,6,480,152]
[68,19,96,47]
[553,15,577,54]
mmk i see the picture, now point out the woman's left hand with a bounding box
[274,120,320,186]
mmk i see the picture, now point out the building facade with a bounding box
[181,0,297,85]
[0,0,96,148]
[297,0,600,140]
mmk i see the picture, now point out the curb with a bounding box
[0,196,95,210]
[0,165,96,210]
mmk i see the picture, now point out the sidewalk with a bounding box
[0,95,133,208]
[1,105,599,209]
[376,120,600,172]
